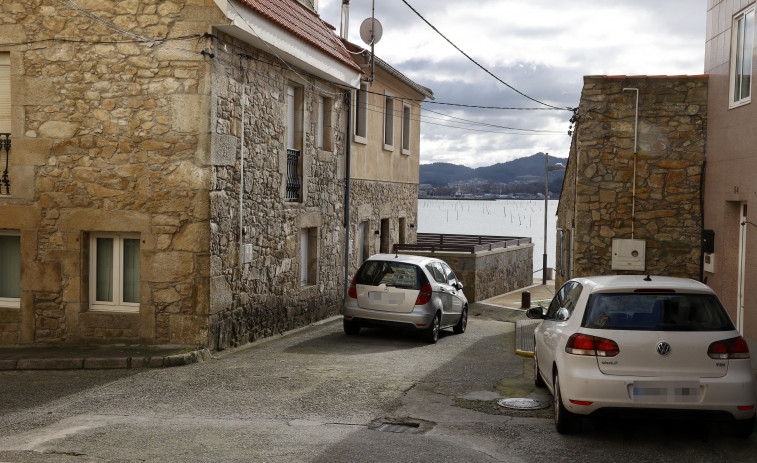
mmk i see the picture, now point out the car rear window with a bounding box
[355,261,423,289]
[582,293,735,331]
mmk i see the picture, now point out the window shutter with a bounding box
[0,53,10,133]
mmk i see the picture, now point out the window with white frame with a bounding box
[0,231,20,308]
[300,227,318,286]
[317,95,333,151]
[401,102,411,154]
[89,233,140,312]
[730,5,755,108]
[383,92,395,150]
[354,84,368,142]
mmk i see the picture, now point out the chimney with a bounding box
[340,0,350,40]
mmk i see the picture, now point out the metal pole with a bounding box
[543,153,548,285]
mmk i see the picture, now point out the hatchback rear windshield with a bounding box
[583,293,734,331]
[355,261,423,290]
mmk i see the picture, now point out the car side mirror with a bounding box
[455,282,464,291]
[526,307,545,319]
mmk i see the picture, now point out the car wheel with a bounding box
[425,312,441,344]
[343,319,361,336]
[534,348,546,388]
[554,371,578,434]
[453,306,468,334]
[732,416,755,438]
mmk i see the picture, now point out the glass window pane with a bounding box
[96,237,114,302]
[0,235,20,298]
[122,238,140,303]
[743,11,754,100]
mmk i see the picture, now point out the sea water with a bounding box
[417,199,560,275]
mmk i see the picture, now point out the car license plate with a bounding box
[368,292,404,305]
[630,380,701,403]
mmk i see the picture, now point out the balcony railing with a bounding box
[394,233,532,254]
[0,133,9,195]
[285,148,301,201]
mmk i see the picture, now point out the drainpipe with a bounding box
[239,62,247,270]
[344,89,352,296]
[623,87,639,239]
[340,0,350,40]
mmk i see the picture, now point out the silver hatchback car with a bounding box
[342,254,468,343]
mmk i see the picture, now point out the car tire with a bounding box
[425,312,441,344]
[453,306,468,334]
[534,348,546,388]
[554,371,579,434]
[732,416,755,438]
[343,319,361,336]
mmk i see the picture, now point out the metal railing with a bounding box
[0,133,9,195]
[285,148,301,201]
[393,233,532,254]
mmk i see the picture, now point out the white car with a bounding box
[527,275,756,436]
[342,254,468,343]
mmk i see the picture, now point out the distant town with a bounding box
[418,153,566,200]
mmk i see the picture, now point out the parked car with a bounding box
[527,275,756,436]
[342,254,468,343]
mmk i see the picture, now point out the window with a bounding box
[0,232,20,308]
[358,220,370,263]
[546,282,583,320]
[286,84,303,201]
[730,6,755,107]
[401,102,411,154]
[317,96,333,151]
[300,227,317,286]
[89,233,140,312]
[354,83,368,141]
[383,93,395,150]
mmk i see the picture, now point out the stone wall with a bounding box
[208,33,348,350]
[556,76,708,287]
[347,179,418,277]
[0,0,224,345]
[402,244,534,303]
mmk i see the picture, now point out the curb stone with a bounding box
[0,348,213,371]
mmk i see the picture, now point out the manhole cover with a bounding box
[377,423,420,434]
[497,398,549,410]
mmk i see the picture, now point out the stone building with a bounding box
[556,75,708,288]
[703,1,757,342]
[343,42,433,276]
[0,0,429,349]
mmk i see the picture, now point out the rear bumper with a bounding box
[557,357,756,420]
[342,297,436,329]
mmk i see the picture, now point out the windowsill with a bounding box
[383,144,395,152]
[89,305,140,313]
[0,299,20,309]
[300,283,317,291]
[729,98,751,109]
[401,148,410,156]
[353,134,367,145]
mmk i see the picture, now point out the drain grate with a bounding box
[377,422,421,434]
[497,398,549,410]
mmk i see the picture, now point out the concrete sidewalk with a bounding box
[0,344,211,370]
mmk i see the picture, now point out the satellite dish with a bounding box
[359,17,383,45]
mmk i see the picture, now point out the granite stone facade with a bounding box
[556,75,708,288]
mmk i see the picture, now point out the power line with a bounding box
[399,0,573,112]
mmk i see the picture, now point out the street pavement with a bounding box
[1,304,756,462]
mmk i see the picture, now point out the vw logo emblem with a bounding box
[656,341,672,357]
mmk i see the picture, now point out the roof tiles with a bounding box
[238,0,361,73]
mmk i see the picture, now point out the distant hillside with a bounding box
[420,153,568,186]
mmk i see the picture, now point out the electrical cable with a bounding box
[399,0,573,112]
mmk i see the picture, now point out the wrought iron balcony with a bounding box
[285,148,301,202]
[0,133,9,195]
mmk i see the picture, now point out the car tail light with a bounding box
[348,278,357,299]
[415,283,432,305]
[708,336,750,359]
[565,333,619,357]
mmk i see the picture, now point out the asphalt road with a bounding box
[0,314,755,462]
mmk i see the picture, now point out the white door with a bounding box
[738,203,748,333]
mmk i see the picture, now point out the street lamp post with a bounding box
[544,153,565,285]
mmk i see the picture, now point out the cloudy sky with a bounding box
[318,0,707,167]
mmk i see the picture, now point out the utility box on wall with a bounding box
[612,239,646,271]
